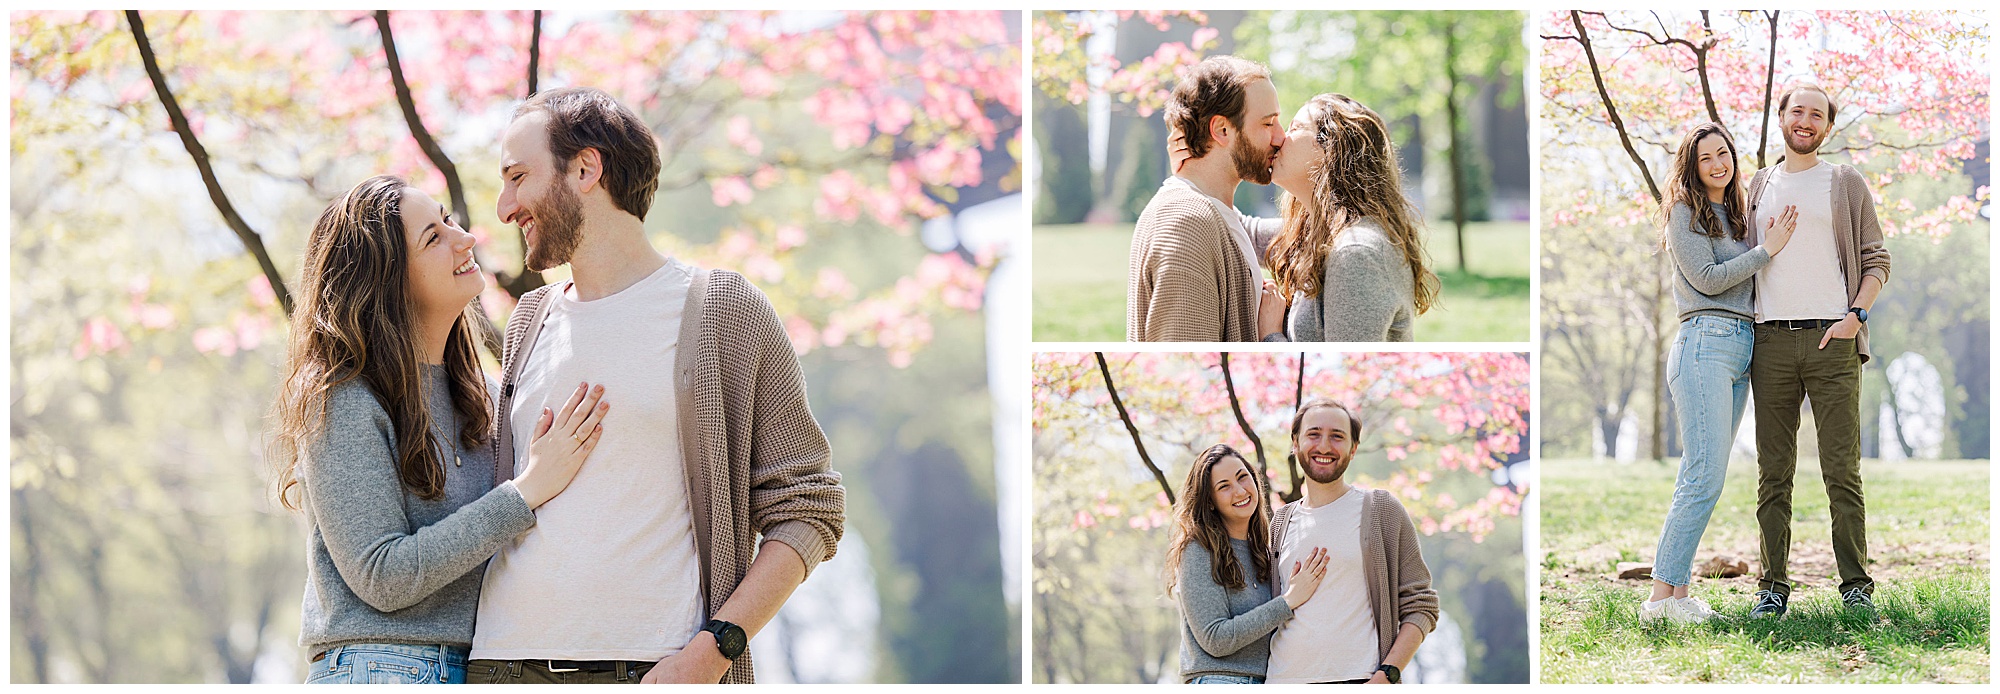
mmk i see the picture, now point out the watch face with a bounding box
[711,621,748,658]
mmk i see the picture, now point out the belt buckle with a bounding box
[546,660,580,673]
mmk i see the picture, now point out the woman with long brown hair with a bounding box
[1167,443,1329,684]
[1257,93,1439,342]
[271,176,609,683]
[1643,123,1794,624]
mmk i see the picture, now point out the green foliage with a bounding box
[1540,457,1990,682]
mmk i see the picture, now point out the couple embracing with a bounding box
[1646,84,1890,623]
[1128,55,1440,343]
[1168,400,1437,684]
[272,87,844,683]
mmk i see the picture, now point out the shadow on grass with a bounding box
[1436,269,1529,298]
[1571,575,1989,658]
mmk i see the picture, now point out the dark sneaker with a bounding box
[1843,588,1876,612]
[1749,590,1788,619]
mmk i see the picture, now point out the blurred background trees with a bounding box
[1031,352,1530,684]
[1539,10,1989,462]
[12,10,1021,683]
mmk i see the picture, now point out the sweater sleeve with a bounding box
[1318,238,1402,342]
[1665,202,1770,296]
[1842,167,1892,287]
[1383,494,1440,634]
[727,277,847,576]
[1177,544,1293,658]
[1139,201,1227,342]
[1241,212,1282,268]
[301,383,536,613]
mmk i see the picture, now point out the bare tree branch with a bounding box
[1758,10,1780,169]
[1095,352,1174,505]
[1218,353,1269,485]
[526,10,542,98]
[126,10,294,317]
[375,11,506,355]
[1570,11,1661,203]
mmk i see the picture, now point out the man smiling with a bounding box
[1265,399,1437,684]
[1742,84,1892,619]
[466,87,845,683]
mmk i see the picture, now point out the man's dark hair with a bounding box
[1777,84,1837,127]
[514,87,662,221]
[1290,398,1362,443]
[1164,55,1271,160]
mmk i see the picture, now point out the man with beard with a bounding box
[1265,399,1437,684]
[1126,55,1286,341]
[466,87,845,683]
[1742,84,1891,619]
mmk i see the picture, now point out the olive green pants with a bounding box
[467,659,657,684]
[1750,323,1873,598]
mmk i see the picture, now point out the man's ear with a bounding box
[574,147,604,194]
[1208,114,1233,149]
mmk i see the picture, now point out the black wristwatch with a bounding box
[1847,307,1869,324]
[1377,664,1402,684]
[703,619,747,660]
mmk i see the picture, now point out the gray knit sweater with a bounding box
[1177,538,1293,682]
[1245,216,1416,342]
[298,366,537,655]
[1665,201,1768,323]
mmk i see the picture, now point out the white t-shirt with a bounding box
[1754,161,1848,321]
[1266,488,1379,684]
[471,258,705,661]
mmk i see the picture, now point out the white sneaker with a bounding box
[1638,597,1707,624]
[1678,596,1721,620]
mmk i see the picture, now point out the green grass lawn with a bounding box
[1540,457,1990,683]
[1032,221,1528,342]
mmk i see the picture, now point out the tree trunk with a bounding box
[126,10,294,317]
[1756,11,1781,169]
[1445,16,1469,273]
[1219,353,1269,484]
[1095,353,1174,504]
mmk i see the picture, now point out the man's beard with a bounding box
[1784,126,1827,156]
[1233,130,1275,186]
[1302,451,1349,484]
[523,180,585,272]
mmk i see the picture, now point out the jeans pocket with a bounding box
[304,664,353,684]
[352,651,438,684]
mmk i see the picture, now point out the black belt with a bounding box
[1762,319,1838,330]
[534,660,651,673]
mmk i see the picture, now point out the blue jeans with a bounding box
[1189,674,1265,684]
[305,643,469,684]
[1653,315,1754,587]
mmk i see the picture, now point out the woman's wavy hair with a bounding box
[1659,122,1748,246]
[1267,93,1439,315]
[270,175,490,510]
[1165,444,1272,596]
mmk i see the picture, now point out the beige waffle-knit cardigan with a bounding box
[1268,489,1439,665]
[1126,183,1260,342]
[492,267,846,684]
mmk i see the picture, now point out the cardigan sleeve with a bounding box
[720,274,847,575]
[1840,166,1892,287]
[1136,198,1228,342]
[1380,492,1439,634]
[1317,237,1405,342]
